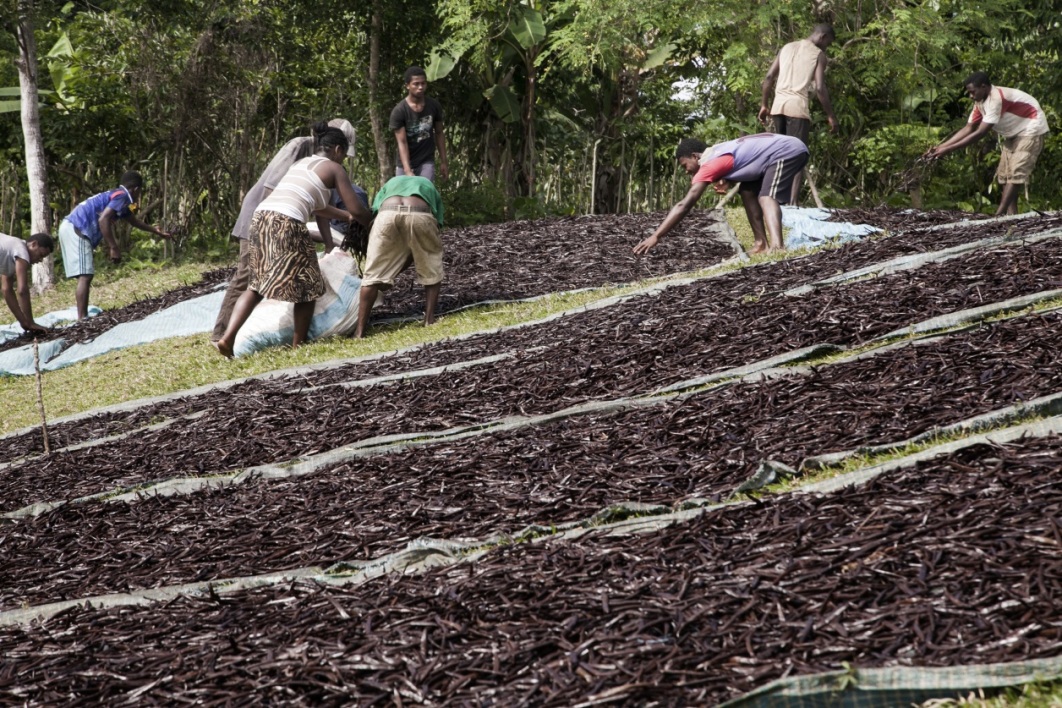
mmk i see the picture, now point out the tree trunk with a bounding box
[366,0,392,187]
[521,48,538,199]
[15,0,54,293]
[591,69,640,215]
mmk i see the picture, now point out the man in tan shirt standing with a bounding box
[759,24,839,204]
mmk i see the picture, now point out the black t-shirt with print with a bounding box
[389,96,444,169]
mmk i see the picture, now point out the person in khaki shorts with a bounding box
[925,71,1050,216]
[354,175,444,338]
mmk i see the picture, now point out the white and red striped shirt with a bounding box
[969,86,1049,138]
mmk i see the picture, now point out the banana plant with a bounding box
[0,85,55,113]
[0,86,22,113]
[428,1,552,197]
[0,30,70,114]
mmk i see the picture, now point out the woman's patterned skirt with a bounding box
[247,211,325,303]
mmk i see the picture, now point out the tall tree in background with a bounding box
[13,0,53,292]
[550,0,683,214]
[431,0,686,212]
[366,0,392,186]
[431,0,588,200]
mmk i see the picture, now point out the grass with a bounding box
[1,286,631,434]
[25,260,219,317]
[919,682,1062,706]
[993,682,1062,707]
[1,248,749,436]
[726,207,795,264]
[2,209,768,436]
[726,204,862,267]
[768,426,998,494]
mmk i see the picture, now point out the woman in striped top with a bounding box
[213,122,371,357]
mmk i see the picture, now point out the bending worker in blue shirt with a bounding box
[58,171,171,319]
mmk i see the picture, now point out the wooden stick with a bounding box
[33,339,50,455]
[805,169,825,208]
[713,183,741,210]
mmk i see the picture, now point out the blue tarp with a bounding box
[783,207,880,249]
[0,306,99,346]
[0,292,223,376]
[1,251,366,375]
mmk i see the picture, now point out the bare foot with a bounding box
[749,243,768,255]
[212,340,233,358]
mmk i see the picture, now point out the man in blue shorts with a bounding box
[59,171,171,319]
[634,133,808,256]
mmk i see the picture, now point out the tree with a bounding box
[430,0,688,212]
[547,0,686,213]
[13,0,53,292]
[365,0,392,186]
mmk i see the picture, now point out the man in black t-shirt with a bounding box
[389,66,448,181]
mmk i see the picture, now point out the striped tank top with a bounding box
[255,155,332,222]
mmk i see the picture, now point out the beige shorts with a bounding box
[996,134,1044,184]
[361,209,443,288]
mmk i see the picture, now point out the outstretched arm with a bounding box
[13,259,42,330]
[1,276,24,329]
[759,55,780,125]
[814,52,838,132]
[98,209,122,262]
[925,121,993,158]
[314,215,336,253]
[3,261,44,331]
[128,214,172,239]
[634,180,711,254]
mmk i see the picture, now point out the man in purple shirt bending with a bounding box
[634,133,808,256]
[59,171,171,319]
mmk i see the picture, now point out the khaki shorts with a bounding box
[997,134,1044,184]
[362,209,443,288]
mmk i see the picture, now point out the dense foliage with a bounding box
[1,0,1059,253]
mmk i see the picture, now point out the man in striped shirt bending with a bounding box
[634,133,808,256]
[925,72,1050,216]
